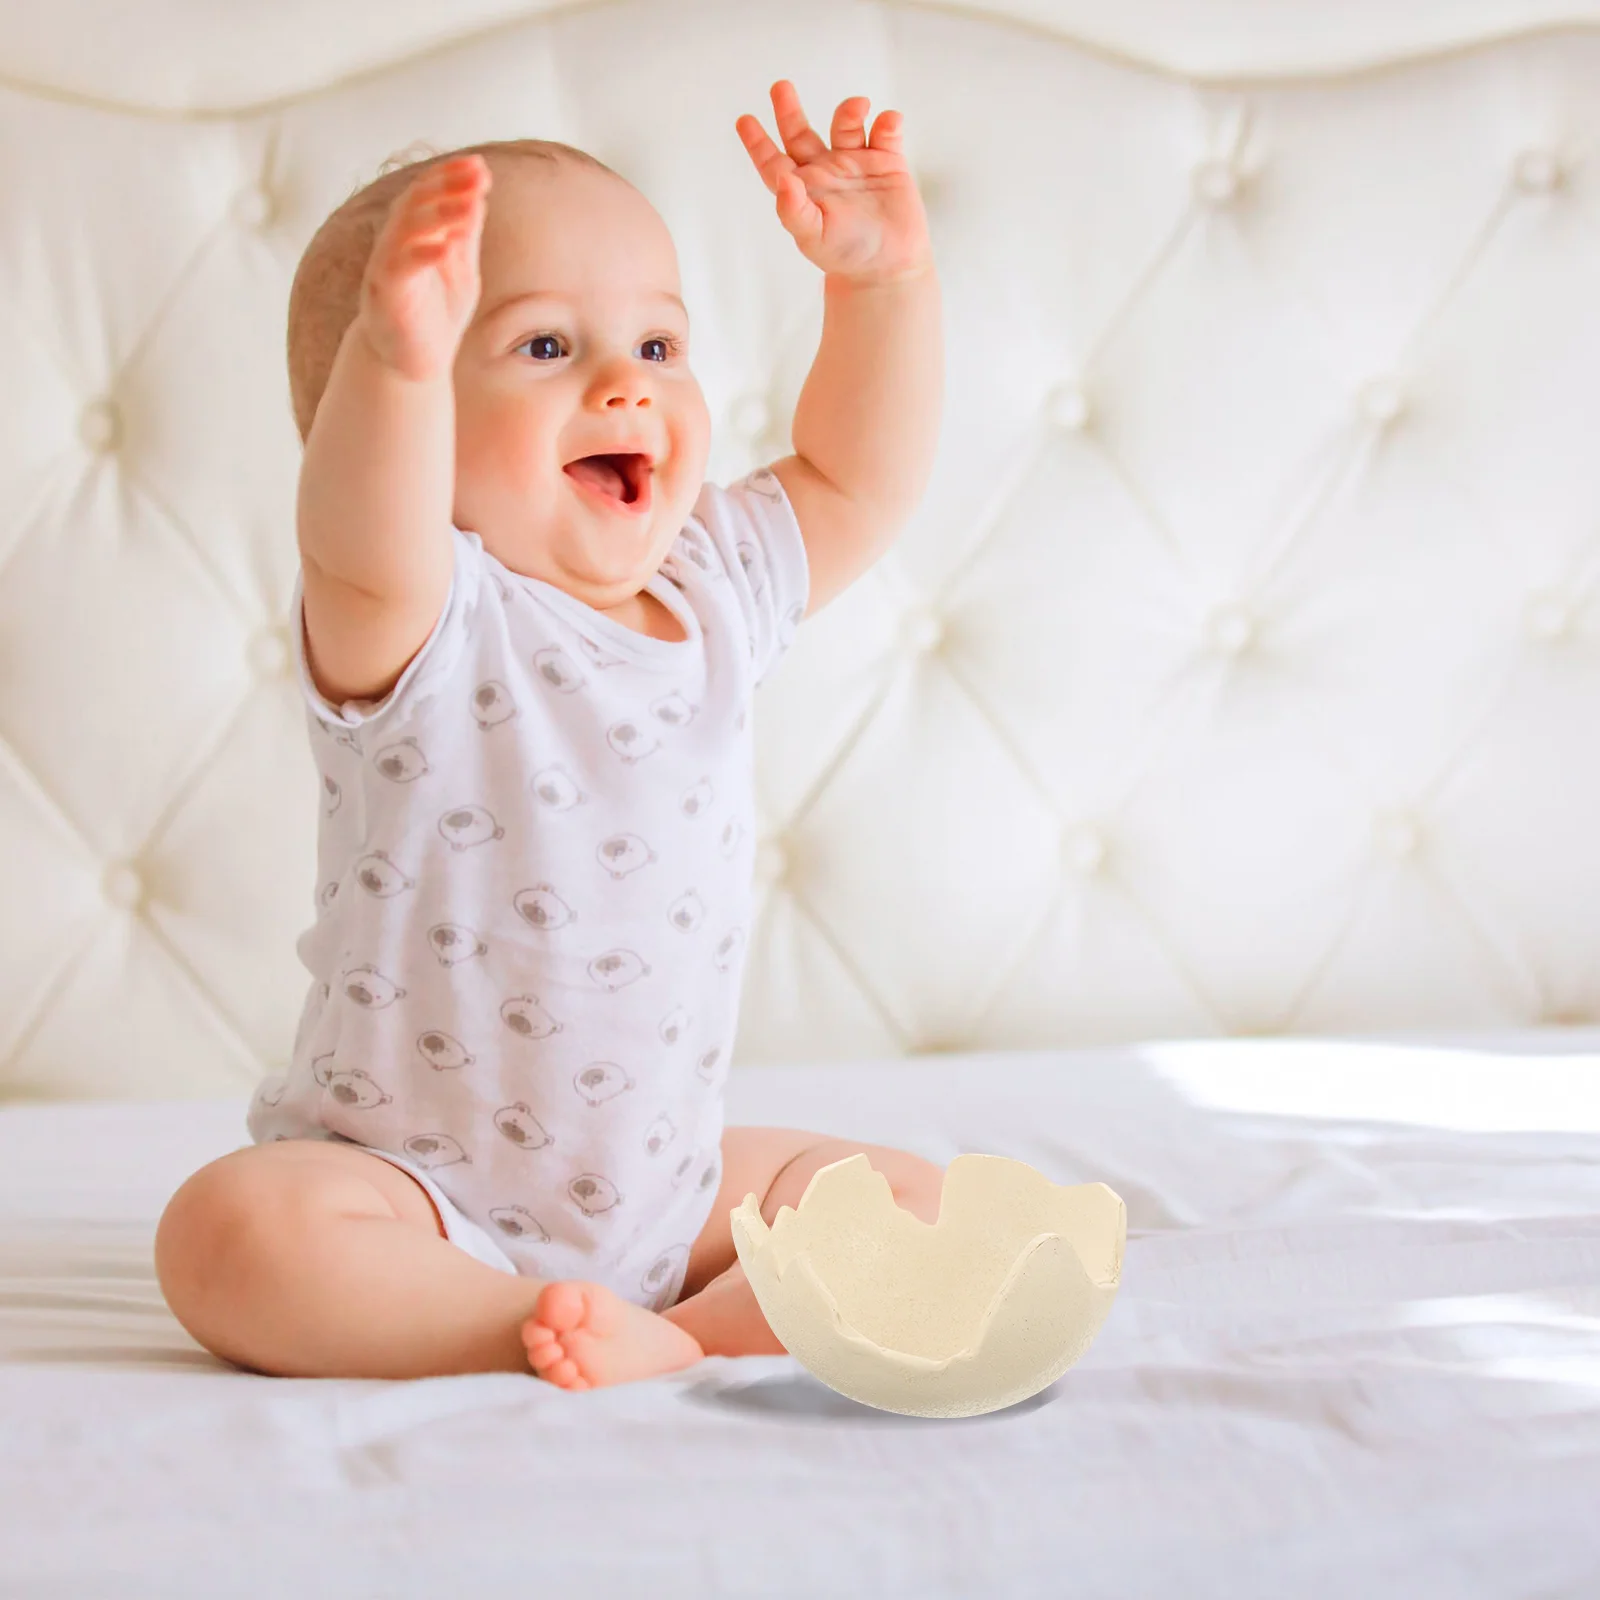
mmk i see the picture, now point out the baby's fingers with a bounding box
[867,109,905,154]
[401,195,476,246]
[381,157,488,244]
[829,96,871,152]
[374,215,474,294]
[735,113,797,197]
[380,190,488,287]
[406,153,491,207]
[398,177,485,236]
[395,235,453,271]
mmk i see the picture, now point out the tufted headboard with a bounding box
[4,0,1600,1102]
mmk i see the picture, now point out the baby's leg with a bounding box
[154,1140,701,1384]
[662,1129,947,1360]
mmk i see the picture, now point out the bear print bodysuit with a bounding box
[247,468,808,1312]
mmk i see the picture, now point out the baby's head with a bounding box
[288,140,712,614]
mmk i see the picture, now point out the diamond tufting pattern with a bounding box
[3,2,1600,1100]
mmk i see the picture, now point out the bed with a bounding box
[5,1034,1599,1596]
[4,0,1600,1592]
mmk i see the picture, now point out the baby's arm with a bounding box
[296,155,491,706]
[776,261,942,615]
[736,83,942,618]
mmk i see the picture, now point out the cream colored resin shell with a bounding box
[730,1152,1126,1418]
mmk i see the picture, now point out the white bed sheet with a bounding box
[3,1033,1598,1599]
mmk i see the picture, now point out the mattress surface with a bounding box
[3,1033,1599,1598]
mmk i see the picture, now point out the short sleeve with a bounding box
[292,524,485,729]
[688,467,810,686]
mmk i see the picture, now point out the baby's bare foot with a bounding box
[522,1280,704,1390]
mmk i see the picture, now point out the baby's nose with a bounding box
[595,363,654,407]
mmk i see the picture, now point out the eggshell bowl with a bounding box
[729,1152,1126,1418]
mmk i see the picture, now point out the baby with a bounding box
[154,81,944,1390]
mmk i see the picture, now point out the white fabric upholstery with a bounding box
[4,1,1600,1099]
[5,1034,1599,1596]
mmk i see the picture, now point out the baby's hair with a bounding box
[286,138,621,442]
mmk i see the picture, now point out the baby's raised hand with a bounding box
[737,80,933,286]
[357,154,492,380]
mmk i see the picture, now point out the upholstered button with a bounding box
[730,394,770,438]
[1512,149,1562,195]
[1192,160,1239,205]
[248,626,291,677]
[1359,377,1405,426]
[1525,591,1572,641]
[1205,604,1256,657]
[1046,382,1091,432]
[102,861,145,911]
[1063,825,1107,875]
[900,609,944,655]
[79,398,122,454]
[231,184,274,229]
[755,838,788,885]
[1374,811,1421,859]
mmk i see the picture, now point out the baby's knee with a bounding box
[881,1149,946,1226]
[154,1147,318,1342]
[154,1152,266,1329]
[820,1141,946,1225]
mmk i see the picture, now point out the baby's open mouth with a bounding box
[564,452,652,509]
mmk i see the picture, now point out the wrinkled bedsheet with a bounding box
[3,1033,1598,1598]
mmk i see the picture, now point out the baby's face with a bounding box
[450,162,711,613]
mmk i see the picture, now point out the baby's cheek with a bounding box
[461,411,546,498]
[683,384,713,459]
[670,397,713,495]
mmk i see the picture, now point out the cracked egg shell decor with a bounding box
[729,1152,1125,1418]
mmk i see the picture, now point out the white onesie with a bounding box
[247,467,809,1311]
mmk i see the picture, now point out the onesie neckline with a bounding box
[473,532,702,670]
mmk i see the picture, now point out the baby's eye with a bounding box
[513,332,684,363]
[517,334,563,361]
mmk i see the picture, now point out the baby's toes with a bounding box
[539,1351,586,1389]
[533,1280,592,1336]
[522,1319,557,1360]
[521,1285,604,1388]
[520,1315,561,1361]
[521,1321,575,1386]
